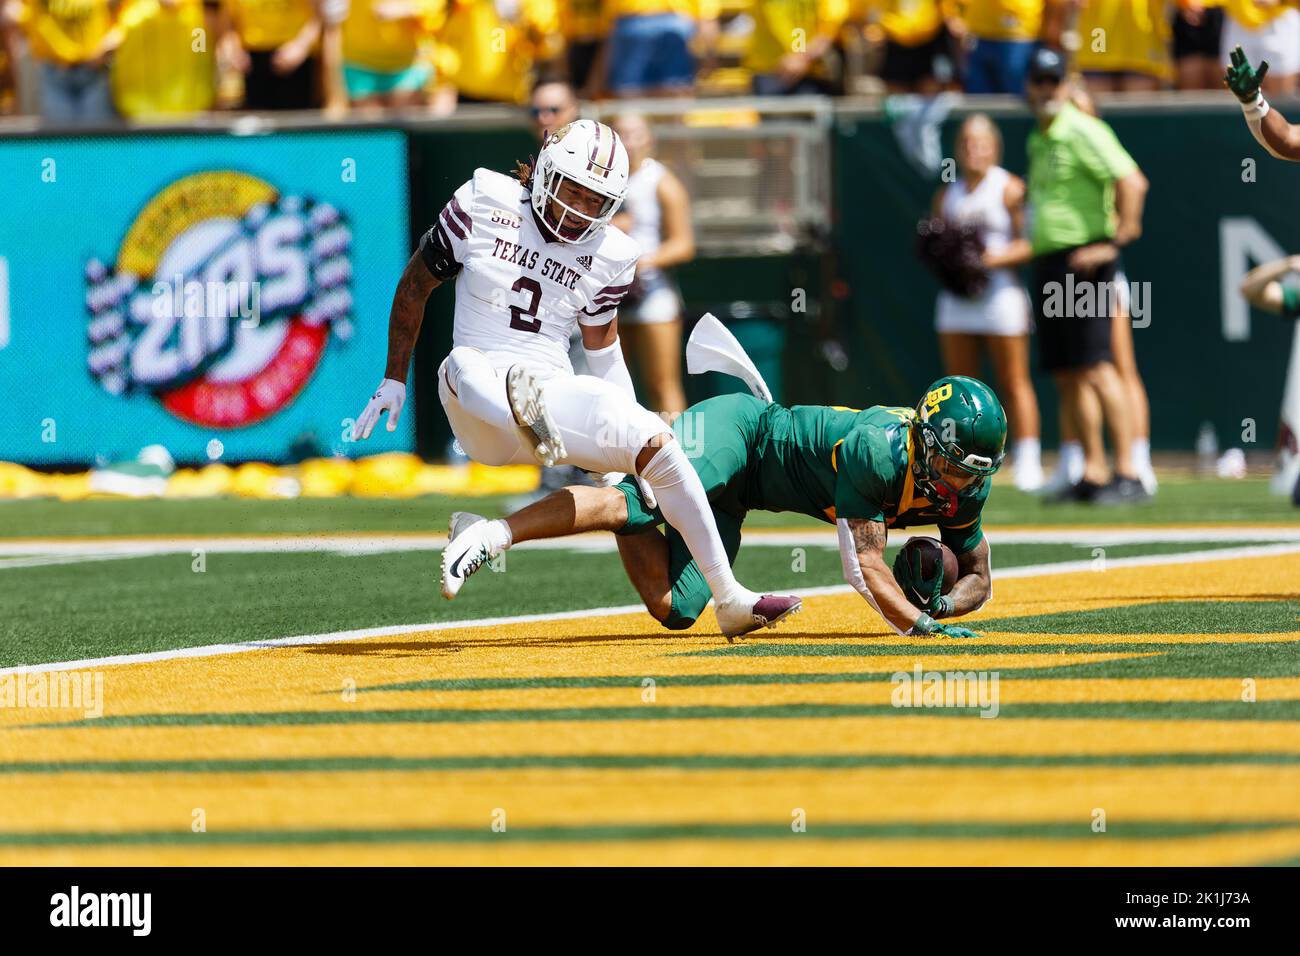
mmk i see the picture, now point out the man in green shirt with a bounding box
[1024,47,1149,505]
[440,375,1009,640]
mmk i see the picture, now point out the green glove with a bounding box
[912,614,979,639]
[1225,45,1269,103]
[893,547,946,614]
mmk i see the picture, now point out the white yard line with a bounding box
[2,525,1300,566]
[3,541,1298,677]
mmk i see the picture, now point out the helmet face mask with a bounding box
[541,173,618,242]
[531,120,629,244]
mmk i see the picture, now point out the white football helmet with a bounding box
[531,119,629,244]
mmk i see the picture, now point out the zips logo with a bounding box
[84,171,353,428]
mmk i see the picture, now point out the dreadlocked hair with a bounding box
[514,156,535,187]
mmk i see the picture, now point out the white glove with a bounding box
[355,378,406,440]
[586,470,626,487]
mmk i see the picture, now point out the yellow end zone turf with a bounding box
[0,550,1297,866]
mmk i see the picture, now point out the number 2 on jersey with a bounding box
[509,277,542,333]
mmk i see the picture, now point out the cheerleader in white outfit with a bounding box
[933,114,1043,491]
[611,113,694,419]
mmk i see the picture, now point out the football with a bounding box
[893,535,959,601]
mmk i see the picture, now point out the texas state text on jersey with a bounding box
[422,168,641,375]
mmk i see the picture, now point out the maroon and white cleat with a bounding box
[716,593,802,641]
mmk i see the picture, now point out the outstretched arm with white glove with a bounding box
[355,247,443,440]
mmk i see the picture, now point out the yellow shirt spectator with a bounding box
[1073,0,1169,80]
[111,0,215,116]
[858,0,947,46]
[222,0,314,50]
[343,0,444,71]
[13,0,119,65]
[560,0,606,40]
[605,0,717,17]
[955,0,1040,41]
[744,0,849,74]
[434,0,559,104]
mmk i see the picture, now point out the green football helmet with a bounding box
[912,376,1007,517]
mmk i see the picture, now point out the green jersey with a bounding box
[741,401,988,554]
[616,393,990,630]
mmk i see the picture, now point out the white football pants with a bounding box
[437,346,667,473]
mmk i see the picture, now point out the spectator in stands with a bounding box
[1070,0,1168,91]
[218,0,340,110]
[110,0,217,120]
[7,0,143,124]
[1024,47,1149,504]
[1172,1,1224,89]
[859,0,958,93]
[955,0,1045,94]
[931,114,1043,490]
[561,0,608,96]
[434,0,560,105]
[342,0,443,110]
[746,0,848,94]
[1220,0,1299,95]
[612,112,693,418]
[0,3,18,113]
[605,0,716,97]
[530,77,579,139]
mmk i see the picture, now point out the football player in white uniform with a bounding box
[356,120,801,638]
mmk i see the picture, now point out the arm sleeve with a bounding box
[583,339,636,399]
[836,519,909,637]
[418,176,475,280]
[578,259,636,326]
[1283,284,1300,319]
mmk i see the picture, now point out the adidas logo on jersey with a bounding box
[576,255,593,272]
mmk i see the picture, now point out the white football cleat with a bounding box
[440,515,495,600]
[715,593,803,641]
[507,364,566,467]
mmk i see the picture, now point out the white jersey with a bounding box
[622,158,666,283]
[934,165,1030,336]
[428,167,640,375]
[940,165,1013,265]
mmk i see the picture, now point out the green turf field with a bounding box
[2,476,1297,537]
[1,480,1298,865]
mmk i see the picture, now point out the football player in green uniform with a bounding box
[441,375,1008,639]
